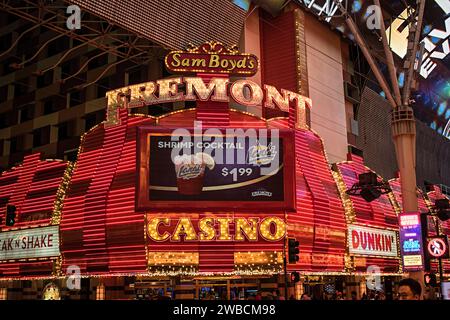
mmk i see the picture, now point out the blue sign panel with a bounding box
[399,212,424,271]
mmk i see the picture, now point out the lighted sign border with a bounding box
[0,225,60,262]
[136,126,296,212]
[164,41,259,76]
[347,224,399,259]
[398,212,425,271]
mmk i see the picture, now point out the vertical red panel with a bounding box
[0,154,69,278]
[289,130,347,271]
[195,73,230,126]
[6,154,40,222]
[260,10,296,119]
[61,110,152,274]
[335,155,400,273]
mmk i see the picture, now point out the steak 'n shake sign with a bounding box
[348,225,398,258]
[0,226,60,261]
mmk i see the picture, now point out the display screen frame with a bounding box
[136,126,296,211]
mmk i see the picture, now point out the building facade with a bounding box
[0,1,449,300]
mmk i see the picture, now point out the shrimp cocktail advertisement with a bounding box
[136,127,295,211]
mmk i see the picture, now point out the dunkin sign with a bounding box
[348,225,398,258]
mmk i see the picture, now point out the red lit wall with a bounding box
[389,178,436,235]
[0,109,405,277]
[334,155,400,273]
[260,10,296,120]
[150,110,285,274]
[0,153,69,277]
[60,109,153,274]
[288,129,347,272]
[59,105,350,275]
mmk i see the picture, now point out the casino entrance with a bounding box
[194,278,261,300]
[132,280,173,300]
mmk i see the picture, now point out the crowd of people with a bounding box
[136,277,439,300]
[237,278,426,300]
[203,278,433,300]
[298,278,432,300]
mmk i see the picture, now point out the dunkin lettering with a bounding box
[352,230,393,253]
[348,225,398,257]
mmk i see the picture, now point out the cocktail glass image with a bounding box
[173,153,215,195]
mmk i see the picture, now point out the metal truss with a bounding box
[444,119,450,139]
[296,0,347,22]
[0,0,161,80]
[327,0,426,108]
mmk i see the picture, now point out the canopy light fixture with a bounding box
[434,199,450,221]
[346,172,391,202]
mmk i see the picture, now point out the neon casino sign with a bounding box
[105,76,312,126]
[147,217,286,242]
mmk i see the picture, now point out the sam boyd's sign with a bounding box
[0,225,60,261]
[165,41,259,76]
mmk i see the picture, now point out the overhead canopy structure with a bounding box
[1,0,158,66]
[292,0,450,139]
[68,0,246,50]
[0,0,247,86]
